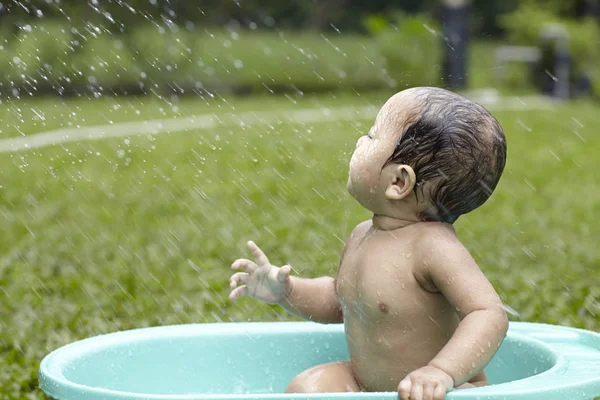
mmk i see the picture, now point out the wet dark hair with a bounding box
[385,88,507,224]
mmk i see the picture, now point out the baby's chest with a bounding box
[336,246,419,315]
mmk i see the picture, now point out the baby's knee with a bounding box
[284,378,303,394]
[285,369,318,393]
[285,362,359,393]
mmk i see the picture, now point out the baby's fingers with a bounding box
[247,241,270,266]
[410,383,424,400]
[228,285,248,301]
[423,384,435,400]
[231,258,257,273]
[398,378,412,400]
[433,384,447,400]
[230,272,249,289]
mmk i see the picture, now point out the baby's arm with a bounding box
[280,221,370,324]
[417,230,509,387]
[279,276,342,324]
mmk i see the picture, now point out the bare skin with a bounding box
[229,88,509,400]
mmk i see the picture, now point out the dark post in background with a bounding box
[441,0,470,90]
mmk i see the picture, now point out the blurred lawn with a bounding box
[0,92,598,398]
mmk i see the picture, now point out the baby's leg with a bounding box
[285,361,361,393]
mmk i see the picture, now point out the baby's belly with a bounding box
[343,303,459,391]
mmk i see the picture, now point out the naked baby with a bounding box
[228,87,509,400]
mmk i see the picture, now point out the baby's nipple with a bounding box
[378,301,389,313]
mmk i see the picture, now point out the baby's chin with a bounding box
[346,176,364,197]
[346,177,359,198]
[346,177,355,199]
[347,181,376,212]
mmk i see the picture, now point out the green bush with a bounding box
[5,22,73,89]
[0,20,443,95]
[128,25,195,89]
[368,13,442,88]
[73,34,143,89]
[0,27,13,86]
[194,30,387,91]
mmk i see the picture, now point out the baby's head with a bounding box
[348,87,507,224]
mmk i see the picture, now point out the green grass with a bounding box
[0,92,598,398]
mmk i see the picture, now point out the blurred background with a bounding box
[0,1,599,398]
[0,0,598,97]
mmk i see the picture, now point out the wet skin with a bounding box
[231,88,509,400]
[287,89,507,399]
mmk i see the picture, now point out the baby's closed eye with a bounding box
[366,127,376,139]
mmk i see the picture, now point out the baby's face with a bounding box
[347,89,420,211]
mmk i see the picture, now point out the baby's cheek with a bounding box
[349,153,358,171]
[348,165,360,188]
[349,151,362,174]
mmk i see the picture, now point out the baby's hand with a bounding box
[398,365,453,400]
[228,241,292,304]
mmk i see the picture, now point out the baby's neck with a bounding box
[372,214,420,231]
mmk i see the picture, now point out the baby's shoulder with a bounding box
[345,219,372,244]
[338,220,373,261]
[410,222,463,253]
[410,223,475,285]
[344,219,372,242]
[353,219,373,236]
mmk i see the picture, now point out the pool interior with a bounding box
[59,329,557,395]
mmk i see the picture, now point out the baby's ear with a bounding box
[385,164,416,200]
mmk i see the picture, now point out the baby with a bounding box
[228,87,509,400]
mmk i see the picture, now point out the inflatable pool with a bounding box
[40,321,600,399]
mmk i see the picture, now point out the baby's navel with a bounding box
[378,301,389,313]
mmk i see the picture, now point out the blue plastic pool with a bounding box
[40,321,600,399]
